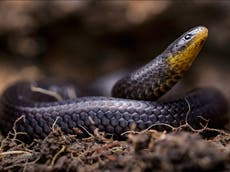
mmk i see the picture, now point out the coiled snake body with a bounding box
[0,26,228,141]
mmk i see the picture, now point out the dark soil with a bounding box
[0,126,230,172]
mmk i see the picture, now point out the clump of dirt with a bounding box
[0,128,230,172]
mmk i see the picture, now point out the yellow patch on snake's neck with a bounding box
[167,28,208,75]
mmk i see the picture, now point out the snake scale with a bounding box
[0,26,228,141]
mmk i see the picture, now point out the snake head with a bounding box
[166,26,208,74]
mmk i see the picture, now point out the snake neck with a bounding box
[112,26,208,100]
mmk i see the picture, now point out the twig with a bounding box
[79,125,95,138]
[121,123,175,136]
[50,145,66,167]
[0,150,32,158]
[1,115,27,150]
[31,86,63,101]
[66,86,77,99]
[51,117,60,131]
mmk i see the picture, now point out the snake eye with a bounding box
[184,34,192,40]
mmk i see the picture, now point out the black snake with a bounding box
[0,26,228,141]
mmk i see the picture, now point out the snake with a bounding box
[0,26,228,141]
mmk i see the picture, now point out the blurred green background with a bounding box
[0,1,229,99]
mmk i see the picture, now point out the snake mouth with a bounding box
[196,27,208,46]
[191,26,208,47]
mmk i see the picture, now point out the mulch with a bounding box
[0,126,230,172]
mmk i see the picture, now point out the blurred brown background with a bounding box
[0,1,229,100]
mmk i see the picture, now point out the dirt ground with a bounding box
[0,125,230,172]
